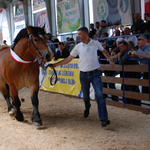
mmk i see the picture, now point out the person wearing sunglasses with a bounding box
[128,35,150,93]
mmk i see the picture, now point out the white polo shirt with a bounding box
[70,39,104,72]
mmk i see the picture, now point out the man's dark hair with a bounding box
[90,23,94,27]
[144,13,150,17]
[99,39,105,42]
[77,27,88,33]
[101,20,106,23]
[59,42,64,46]
[103,32,109,37]
[95,22,100,25]
[118,40,128,47]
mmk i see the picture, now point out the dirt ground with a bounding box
[0,88,150,150]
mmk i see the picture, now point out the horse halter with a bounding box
[28,34,58,86]
[28,34,43,57]
[28,34,47,69]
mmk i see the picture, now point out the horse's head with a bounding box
[26,25,53,62]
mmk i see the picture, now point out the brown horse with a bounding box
[0,25,53,126]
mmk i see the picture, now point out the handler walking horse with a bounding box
[0,25,53,126]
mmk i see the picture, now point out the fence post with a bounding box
[122,64,126,107]
[148,58,150,101]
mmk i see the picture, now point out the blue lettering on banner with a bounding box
[57,78,67,84]
[16,25,25,29]
[60,63,79,69]
[68,79,76,85]
[33,0,45,5]
[48,77,76,85]
[49,70,61,75]
[62,70,74,76]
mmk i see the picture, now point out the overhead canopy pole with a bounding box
[22,0,33,26]
[45,0,57,37]
[78,0,90,29]
[6,5,14,44]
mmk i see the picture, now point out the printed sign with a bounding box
[93,0,131,26]
[33,0,46,12]
[14,2,24,22]
[33,10,50,33]
[57,0,81,33]
[40,59,81,96]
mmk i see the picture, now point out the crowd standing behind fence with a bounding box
[46,13,150,105]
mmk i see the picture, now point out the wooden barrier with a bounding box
[99,64,150,114]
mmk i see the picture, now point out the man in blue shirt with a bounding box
[115,40,141,106]
[128,35,150,93]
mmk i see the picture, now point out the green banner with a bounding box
[57,0,81,33]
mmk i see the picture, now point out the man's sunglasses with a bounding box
[138,38,144,41]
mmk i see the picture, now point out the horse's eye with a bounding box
[34,39,38,42]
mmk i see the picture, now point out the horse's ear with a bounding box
[26,25,32,35]
[41,24,45,30]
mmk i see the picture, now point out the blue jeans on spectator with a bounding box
[80,69,108,121]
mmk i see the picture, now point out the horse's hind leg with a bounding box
[4,84,16,115]
[12,96,24,121]
[0,83,15,115]
[9,86,24,121]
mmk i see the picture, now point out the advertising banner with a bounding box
[40,59,81,97]
[93,0,131,26]
[14,20,25,38]
[33,10,50,33]
[57,0,81,33]
[39,59,96,100]
[33,0,46,12]
[14,2,25,38]
[14,2,24,22]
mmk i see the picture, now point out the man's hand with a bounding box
[109,60,115,69]
[49,64,54,69]
[128,51,137,57]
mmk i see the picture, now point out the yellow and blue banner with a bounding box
[39,59,82,97]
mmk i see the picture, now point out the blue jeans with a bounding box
[80,69,108,120]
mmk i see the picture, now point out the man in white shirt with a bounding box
[50,27,114,127]
[124,27,138,46]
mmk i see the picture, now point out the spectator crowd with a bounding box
[45,12,150,106]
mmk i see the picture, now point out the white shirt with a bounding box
[124,36,137,46]
[70,39,104,72]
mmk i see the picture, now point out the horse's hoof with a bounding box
[8,108,16,116]
[15,112,24,121]
[33,121,43,126]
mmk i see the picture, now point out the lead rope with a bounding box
[42,63,58,86]
[28,34,57,86]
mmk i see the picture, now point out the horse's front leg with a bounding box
[31,90,42,126]
[10,86,24,121]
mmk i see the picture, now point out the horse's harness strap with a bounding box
[29,34,42,57]
[28,35,57,86]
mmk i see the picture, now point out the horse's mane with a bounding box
[11,26,46,50]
